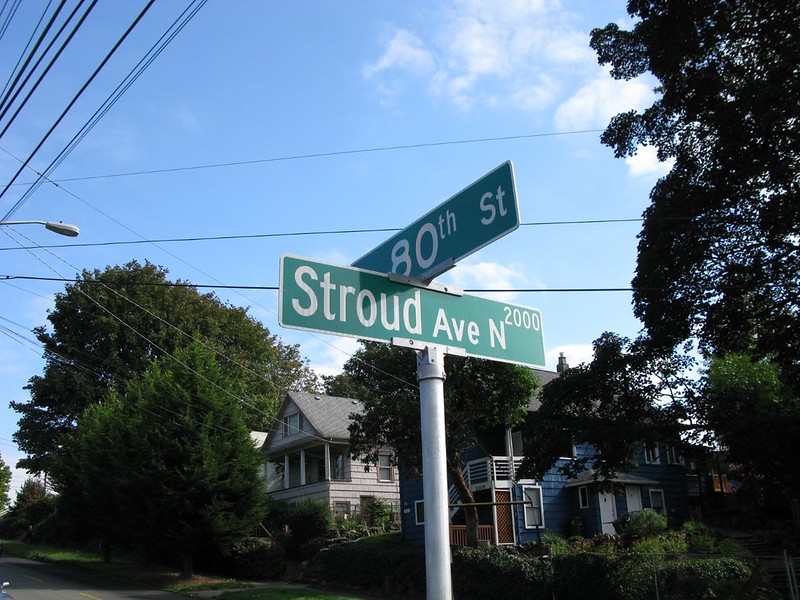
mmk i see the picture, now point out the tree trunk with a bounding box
[447,460,480,547]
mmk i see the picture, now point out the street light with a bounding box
[0,220,80,237]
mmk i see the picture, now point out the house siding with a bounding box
[261,392,400,511]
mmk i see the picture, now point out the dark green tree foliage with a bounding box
[325,341,538,546]
[0,453,10,511]
[13,260,317,475]
[518,332,691,486]
[57,342,267,576]
[700,354,800,499]
[591,2,800,388]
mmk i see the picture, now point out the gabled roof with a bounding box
[527,367,560,411]
[284,390,364,440]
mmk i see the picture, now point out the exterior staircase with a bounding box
[721,530,798,599]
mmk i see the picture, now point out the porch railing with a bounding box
[464,456,524,490]
[449,525,495,546]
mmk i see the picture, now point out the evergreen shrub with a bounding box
[283,498,333,559]
[452,546,550,599]
[315,537,426,598]
[625,509,667,537]
[226,537,286,580]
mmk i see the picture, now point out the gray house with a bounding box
[261,391,400,518]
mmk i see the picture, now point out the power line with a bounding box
[0,0,157,217]
[0,219,643,252]
[5,129,605,186]
[1,273,638,293]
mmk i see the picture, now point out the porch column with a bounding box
[324,443,331,481]
[505,429,516,480]
[283,455,290,489]
[300,449,307,486]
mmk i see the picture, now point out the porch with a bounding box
[462,455,523,491]
[449,524,495,546]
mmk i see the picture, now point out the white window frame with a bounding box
[377,454,394,482]
[578,485,589,509]
[283,412,301,438]
[649,489,666,514]
[522,485,544,529]
[666,444,685,465]
[644,441,660,464]
[415,500,425,525]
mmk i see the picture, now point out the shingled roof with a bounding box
[285,390,364,440]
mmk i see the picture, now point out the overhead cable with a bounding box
[0,0,157,217]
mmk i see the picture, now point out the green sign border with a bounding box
[280,254,545,367]
[352,161,519,278]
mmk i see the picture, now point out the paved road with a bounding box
[0,555,186,600]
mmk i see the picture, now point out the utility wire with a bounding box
[9,0,208,206]
[0,219,643,252]
[5,129,605,186]
[0,0,98,140]
[0,0,157,216]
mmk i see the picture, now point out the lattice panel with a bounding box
[495,490,514,544]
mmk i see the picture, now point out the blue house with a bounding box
[400,361,703,545]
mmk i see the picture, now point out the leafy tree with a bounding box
[0,453,10,511]
[591,2,800,388]
[325,341,538,547]
[699,354,800,501]
[518,332,693,487]
[13,260,317,476]
[56,342,267,576]
[14,477,47,507]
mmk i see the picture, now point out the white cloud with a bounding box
[304,336,361,378]
[443,260,542,303]
[625,144,674,179]
[364,0,604,112]
[546,343,593,371]
[363,29,436,79]
[554,72,655,131]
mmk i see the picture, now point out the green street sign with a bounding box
[353,161,519,279]
[280,255,545,367]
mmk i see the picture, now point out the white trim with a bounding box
[644,441,660,464]
[578,485,589,509]
[522,485,544,529]
[414,500,425,525]
[649,489,666,514]
[666,445,685,465]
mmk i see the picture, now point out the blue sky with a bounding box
[0,0,670,500]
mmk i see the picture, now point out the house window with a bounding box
[331,449,347,480]
[415,500,425,525]
[666,445,685,465]
[333,501,350,519]
[377,454,394,482]
[558,439,576,459]
[578,486,589,509]
[644,441,660,464]
[649,489,666,514]
[522,486,544,528]
[282,412,301,437]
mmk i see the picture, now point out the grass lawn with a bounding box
[218,590,368,600]
[0,540,375,599]
[0,540,246,592]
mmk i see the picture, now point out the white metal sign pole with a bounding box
[416,344,453,600]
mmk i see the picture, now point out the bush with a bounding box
[632,532,689,555]
[283,498,333,559]
[315,537,426,598]
[452,546,550,599]
[226,537,285,580]
[657,557,755,600]
[625,509,667,537]
[554,553,621,600]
